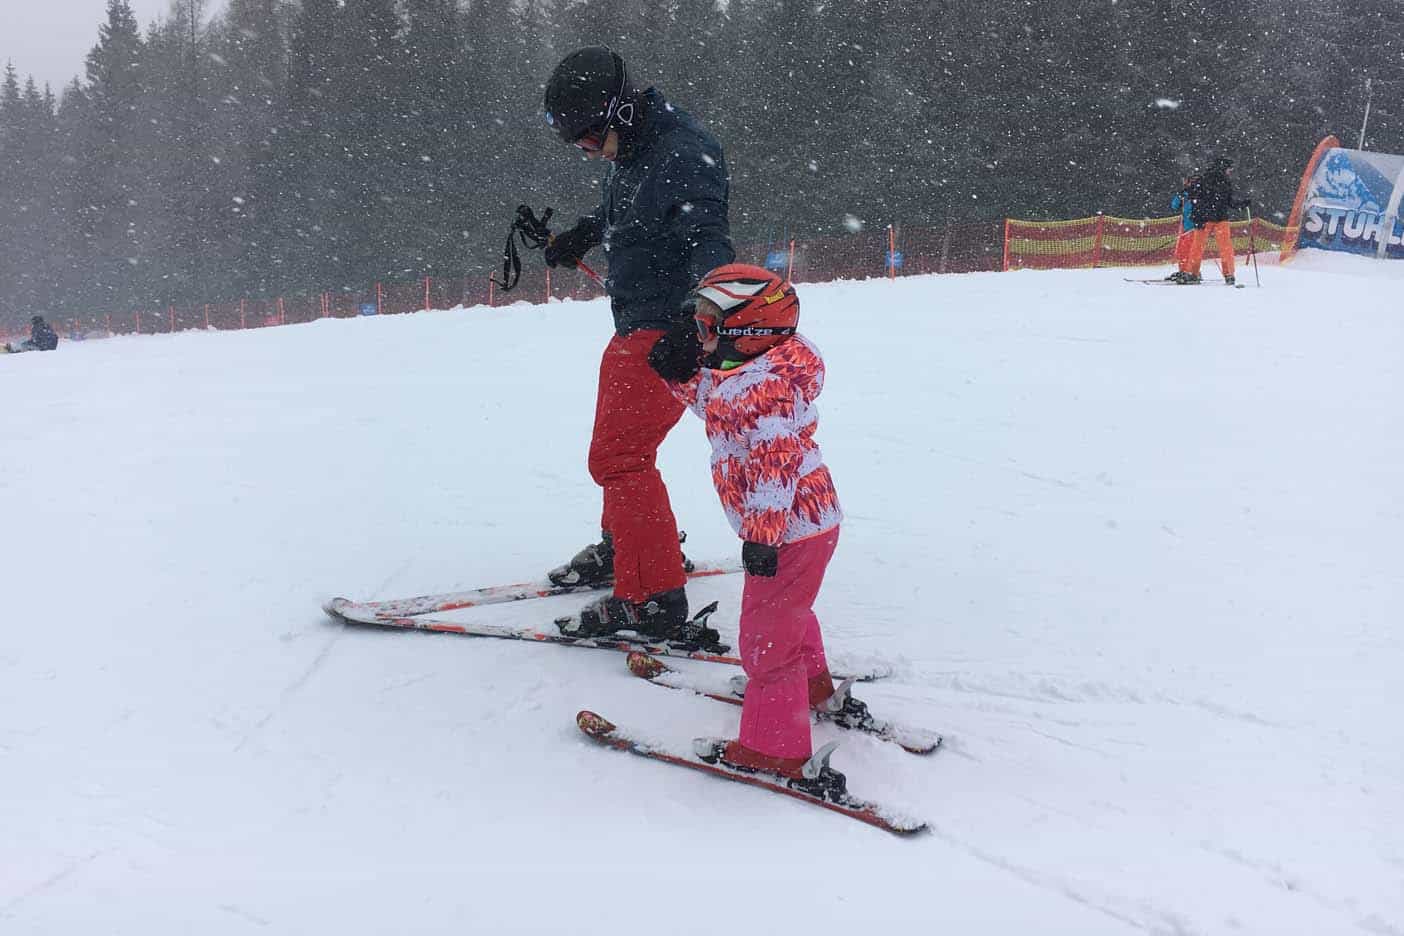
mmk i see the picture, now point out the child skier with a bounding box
[647,263,857,798]
[1168,175,1197,276]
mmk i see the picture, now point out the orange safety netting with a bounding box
[1004,215,1290,271]
[7,213,1297,344]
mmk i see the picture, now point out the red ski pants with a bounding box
[589,329,688,603]
[1181,221,1235,278]
[738,528,840,761]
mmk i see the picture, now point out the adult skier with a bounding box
[540,46,734,638]
[1174,157,1251,285]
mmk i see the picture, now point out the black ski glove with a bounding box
[742,541,779,577]
[648,320,704,383]
[544,218,597,268]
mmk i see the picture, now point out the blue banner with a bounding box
[1300,148,1404,259]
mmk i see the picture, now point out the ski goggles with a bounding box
[571,91,635,152]
[694,312,718,342]
[573,129,606,152]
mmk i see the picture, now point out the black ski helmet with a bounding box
[543,46,638,145]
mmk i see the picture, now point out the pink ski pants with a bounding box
[738,527,840,761]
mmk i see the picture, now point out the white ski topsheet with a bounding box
[2,255,1401,935]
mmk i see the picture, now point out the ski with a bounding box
[326,597,744,664]
[575,710,927,837]
[1124,276,1245,289]
[625,652,940,755]
[327,560,741,621]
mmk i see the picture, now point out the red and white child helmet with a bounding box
[691,263,799,358]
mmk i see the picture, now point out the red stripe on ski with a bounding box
[576,711,927,837]
[326,600,745,666]
[329,563,741,621]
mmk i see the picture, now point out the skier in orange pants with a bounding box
[1175,156,1251,285]
[1183,220,1236,282]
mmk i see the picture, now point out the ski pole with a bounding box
[576,260,604,287]
[1246,205,1261,287]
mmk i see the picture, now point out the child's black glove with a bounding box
[648,321,704,383]
[742,541,778,577]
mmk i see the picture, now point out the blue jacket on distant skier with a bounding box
[1171,182,1196,232]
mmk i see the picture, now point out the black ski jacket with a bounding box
[30,319,58,351]
[1188,168,1248,226]
[577,88,733,335]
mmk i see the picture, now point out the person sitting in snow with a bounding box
[646,263,864,799]
[6,315,59,353]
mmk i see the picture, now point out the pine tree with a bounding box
[74,0,151,312]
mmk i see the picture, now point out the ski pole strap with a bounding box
[491,205,556,293]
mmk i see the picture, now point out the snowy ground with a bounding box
[2,258,1401,935]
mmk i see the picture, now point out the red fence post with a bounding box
[1092,213,1106,268]
[240,299,246,329]
[787,238,796,281]
[487,274,495,307]
[1002,219,1012,271]
[134,311,140,334]
[424,276,431,312]
[887,225,897,280]
[204,304,210,330]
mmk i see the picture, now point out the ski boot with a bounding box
[814,679,877,733]
[547,531,695,588]
[1224,274,1236,286]
[547,531,615,588]
[559,591,728,653]
[1170,271,1201,285]
[694,738,851,804]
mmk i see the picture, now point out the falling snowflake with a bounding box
[843,214,864,233]
[1153,99,1182,110]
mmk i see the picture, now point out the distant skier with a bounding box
[1167,174,1198,277]
[540,46,734,639]
[1173,156,1252,286]
[5,315,59,353]
[647,264,854,794]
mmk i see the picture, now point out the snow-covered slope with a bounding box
[2,261,1400,935]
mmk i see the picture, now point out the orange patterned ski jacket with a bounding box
[670,334,842,547]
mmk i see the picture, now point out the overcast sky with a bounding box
[5,0,223,95]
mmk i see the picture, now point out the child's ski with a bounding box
[575,710,927,837]
[327,561,741,621]
[625,652,940,755]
